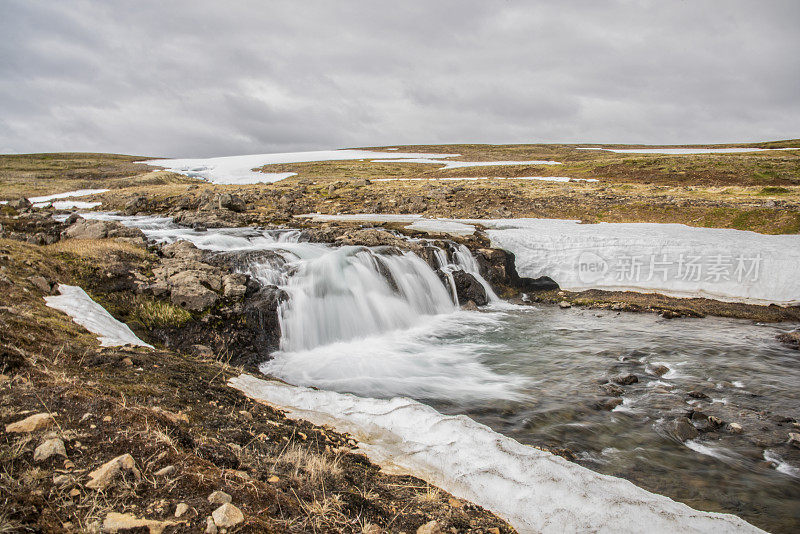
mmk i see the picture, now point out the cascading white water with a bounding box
[276,246,456,351]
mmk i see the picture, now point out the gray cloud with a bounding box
[1,0,798,157]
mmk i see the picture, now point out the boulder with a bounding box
[789,432,800,449]
[212,503,244,528]
[222,273,248,299]
[34,438,67,462]
[218,193,246,212]
[170,283,218,311]
[27,275,51,293]
[451,270,488,306]
[613,374,639,386]
[5,412,54,433]
[595,398,623,411]
[9,197,32,210]
[672,418,699,441]
[63,219,145,241]
[86,453,141,490]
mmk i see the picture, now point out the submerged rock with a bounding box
[451,270,488,306]
[672,418,699,441]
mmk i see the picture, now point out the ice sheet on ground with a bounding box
[44,285,153,348]
[141,149,460,184]
[371,158,562,169]
[576,147,800,154]
[229,374,763,534]
[474,218,800,305]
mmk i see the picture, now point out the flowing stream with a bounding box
[73,213,800,532]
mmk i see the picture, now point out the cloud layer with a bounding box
[2,0,798,157]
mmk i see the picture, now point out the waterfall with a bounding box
[276,246,456,352]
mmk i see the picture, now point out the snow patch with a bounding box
[44,285,152,348]
[142,149,460,184]
[371,158,562,169]
[576,147,800,155]
[28,189,109,203]
[229,375,762,534]
[34,200,102,210]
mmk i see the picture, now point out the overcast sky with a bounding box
[1,1,798,157]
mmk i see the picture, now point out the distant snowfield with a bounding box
[577,147,800,155]
[302,214,800,305]
[142,150,570,184]
[230,374,763,534]
[28,189,109,204]
[370,157,562,169]
[0,189,107,208]
[45,285,152,348]
[143,149,459,184]
[373,176,597,183]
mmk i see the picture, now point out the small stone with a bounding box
[192,344,214,358]
[728,423,743,434]
[789,432,800,449]
[69,488,80,498]
[5,412,54,433]
[53,474,73,487]
[154,465,176,477]
[212,503,244,528]
[362,523,381,534]
[34,438,67,462]
[600,383,625,396]
[207,490,232,505]
[267,475,280,483]
[558,300,571,309]
[417,520,442,534]
[121,357,133,366]
[174,503,189,518]
[595,398,623,411]
[86,454,141,490]
[489,529,501,534]
[205,516,218,534]
[688,390,710,400]
[102,512,176,534]
[613,374,638,386]
[102,415,112,422]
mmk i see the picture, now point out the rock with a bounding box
[558,300,571,309]
[222,273,247,299]
[63,219,145,241]
[789,432,800,448]
[362,523,381,534]
[777,330,800,350]
[123,195,147,215]
[64,213,83,225]
[417,520,442,534]
[613,374,638,386]
[27,275,51,293]
[728,423,743,434]
[451,270,488,306]
[34,438,66,462]
[207,490,232,505]
[461,300,479,311]
[688,390,710,400]
[267,475,280,483]
[595,397,623,411]
[205,516,218,534]
[650,364,670,377]
[9,197,32,210]
[212,503,244,528]
[102,512,176,534]
[191,345,214,358]
[600,383,625,396]
[86,454,141,490]
[154,465,176,477]
[162,240,204,260]
[5,412,54,433]
[218,193,246,212]
[672,418,699,441]
[174,503,189,518]
[171,282,218,311]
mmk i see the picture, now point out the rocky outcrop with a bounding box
[451,270,488,306]
[474,247,559,294]
[62,217,146,244]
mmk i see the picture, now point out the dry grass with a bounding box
[279,444,343,484]
[46,238,151,260]
[129,297,192,330]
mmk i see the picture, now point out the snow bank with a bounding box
[28,189,109,204]
[142,149,460,185]
[478,218,800,305]
[35,200,102,210]
[371,158,562,169]
[577,147,800,155]
[44,285,152,348]
[229,374,763,534]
